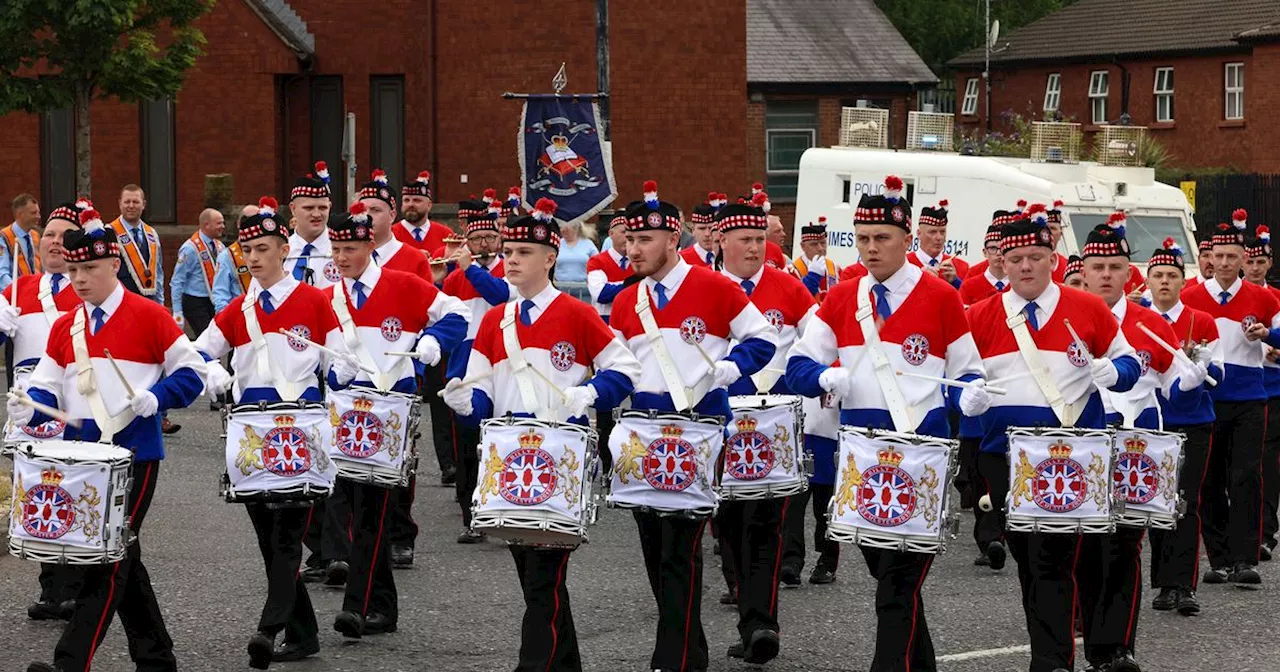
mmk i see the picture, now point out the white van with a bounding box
[790,146,1199,276]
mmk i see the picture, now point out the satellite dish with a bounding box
[989,20,1001,48]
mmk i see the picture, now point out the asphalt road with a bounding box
[3,404,1279,672]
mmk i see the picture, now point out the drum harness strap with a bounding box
[501,300,550,420]
[71,306,134,437]
[635,283,701,412]
[1002,294,1085,428]
[37,274,60,327]
[855,275,922,433]
[330,280,396,392]
[242,288,304,401]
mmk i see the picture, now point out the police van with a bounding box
[789,111,1199,276]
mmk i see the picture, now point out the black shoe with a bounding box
[1151,586,1177,611]
[391,545,414,568]
[719,590,737,605]
[973,552,990,567]
[333,611,364,639]
[1203,566,1229,584]
[1110,649,1141,672]
[986,540,1007,570]
[808,566,836,585]
[456,529,486,544]
[727,642,744,659]
[364,612,397,635]
[248,632,274,670]
[1176,587,1201,616]
[779,565,801,587]
[209,400,224,412]
[26,663,55,672]
[1261,545,1274,562]
[324,560,349,587]
[1229,563,1262,589]
[744,629,781,664]
[161,418,181,434]
[57,599,74,620]
[27,600,64,621]
[440,466,457,486]
[300,565,327,583]
[273,638,320,662]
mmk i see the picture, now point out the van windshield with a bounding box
[1068,212,1191,263]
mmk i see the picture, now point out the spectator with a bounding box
[0,193,43,292]
[556,219,599,302]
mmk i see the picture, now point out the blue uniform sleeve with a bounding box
[946,372,982,413]
[446,341,474,380]
[785,356,828,398]
[588,369,634,410]
[465,264,511,306]
[26,387,59,426]
[423,313,468,353]
[1108,354,1141,393]
[456,388,492,427]
[1264,328,1280,349]
[595,281,627,305]
[151,367,204,412]
[801,270,823,296]
[726,337,775,378]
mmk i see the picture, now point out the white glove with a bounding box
[130,390,160,418]
[414,335,442,367]
[562,384,598,418]
[959,380,993,417]
[205,361,233,397]
[818,367,856,402]
[1090,358,1119,390]
[710,361,742,390]
[807,256,826,275]
[443,378,474,416]
[0,304,20,337]
[331,354,361,386]
[6,386,34,427]
[1194,345,1214,367]
[1176,361,1210,392]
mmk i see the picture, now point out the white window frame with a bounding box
[961,78,979,116]
[1225,62,1244,120]
[1043,73,1061,113]
[1153,67,1174,122]
[1088,70,1109,124]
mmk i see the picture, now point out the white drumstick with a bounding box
[692,341,718,369]
[1062,318,1092,358]
[384,351,418,358]
[277,329,378,375]
[1137,322,1218,388]
[102,349,136,399]
[525,364,569,401]
[895,370,1008,396]
[435,371,494,398]
[7,391,83,429]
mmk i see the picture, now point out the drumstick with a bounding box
[434,371,494,398]
[894,370,1007,396]
[383,351,418,358]
[525,364,569,401]
[1062,318,1092,358]
[277,329,378,375]
[692,341,718,369]
[101,349,136,399]
[7,391,82,429]
[1138,322,1218,388]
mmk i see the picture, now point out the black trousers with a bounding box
[337,479,397,620]
[454,418,481,527]
[633,511,709,672]
[958,438,992,551]
[1202,400,1265,567]
[304,481,352,568]
[1263,397,1280,549]
[860,548,935,672]
[780,485,841,575]
[421,359,456,473]
[718,498,788,643]
[55,461,176,672]
[388,470,419,549]
[974,452,1009,548]
[510,545,580,672]
[180,294,215,337]
[1078,527,1145,664]
[1151,423,1213,589]
[1007,531,1082,672]
[246,503,318,642]
[38,564,83,603]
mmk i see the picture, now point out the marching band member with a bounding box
[786,176,989,672]
[1146,238,1220,617]
[194,197,359,668]
[1185,239,1214,290]
[169,208,225,335]
[1243,226,1280,559]
[792,217,840,301]
[966,211,1142,672]
[1182,212,1280,588]
[714,194,816,663]
[780,390,843,585]
[213,205,258,312]
[958,221,1011,307]
[585,213,634,325]
[966,201,1070,283]
[14,208,206,672]
[285,163,337,290]
[680,200,719,268]
[908,199,967,288]
[609,180,778,672]
[1062,254,1086,289]
[395,171,453,251]
[323,201,469,639]
[444,198,640,672]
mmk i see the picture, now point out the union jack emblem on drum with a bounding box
[643,425,698,491]
[725,417,775,481]
[901,334,930,366]
[1114,438,1159,505]
[262,418,312,476]
[20,419,65,439]
[323,261,341,283]
[857,468,916,527]
[21,470,76,540]
[763,309,785,333]
[1032,442,1087,513]
[336,398,384,458]
[499,447,559,506]
[549,341,577,372]
[1136,350,1152,375]
[380,316,403,341]
[286,325,312,352]
[679,317,707,345]
[1067,341,1089,368]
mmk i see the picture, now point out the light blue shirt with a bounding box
[0,223,38,292]
[556,237,598,284]
[601,237,614,252]
[212,245,244,313]
[170,233,221,311]
[119,218,166,305]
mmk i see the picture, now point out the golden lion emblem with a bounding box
[1086,454,1109,509]
[477,445,503,505]
[833,453,862,517]
[555,448,583,508]
[1010,449,1037,509]
[614,431,647,484]
[237,427,266,475]
[74,485,103,543]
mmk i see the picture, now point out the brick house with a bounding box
[948,0,1280,173]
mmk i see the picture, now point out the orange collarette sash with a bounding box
[228,243,251,291]
[1,226,42,277]
[190,233,218,293]
[110,218,159,294]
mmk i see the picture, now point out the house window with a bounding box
[1043,73,1061,113]
[1153,67,1174,122]
[1225,62,1245,120]
[764,100,818,201]
[961,78,979,116]
[139,98,176,223]
[370,76,405,193]
[40,106,76,208]
[1088,70,1109,124]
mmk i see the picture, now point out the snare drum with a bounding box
[721,395,810,500]
[471,417,599,548]
[8,441,132,564]
[605,409,724,517]
[826,428,958,554]
[326,388,420,488]
[3,365,67,445]
[1005,427,1116,534]
[1112,428,1185,529]
[222,400,336,502]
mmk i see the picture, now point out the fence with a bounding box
[1170,173,1280,238]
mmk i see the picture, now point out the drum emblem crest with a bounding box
[763,309,785,333]
[261,415,312,476]
[286,325,312,352]
[334,397,385,458]
[550,341,577,372]
[20,468,77,540]
[1030,441,1088,513]
[679,317,707,345]
[1114,436,1159,504]
[380,317,403,341]
[499,430,558,506]
[20,419,65,439]
[901,334,930,366]
[856,447,916,526]
[323,261,341,283]
[725,416,775,481]
[1067,341,1089,367]
[1136,350,1151,375]
[1242,315,1259,332]
[643,424,698,491]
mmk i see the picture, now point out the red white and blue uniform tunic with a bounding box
[959,269,1009,307]
[679,243,717,268]
[1153,301,1221,426]
[585,248,633,324]
[442,256,511,379]
[27,284,206,460]
[1100,298,1181,430]
[907,249,969,289]
[1,272,81,367]
[722,264,816,397]
[1259,285,1280,398]
[1181,276,1280,403]
[393,218,453,252]
[609,260,778,420]
[967,284,1141,454]
[373,236,432,280]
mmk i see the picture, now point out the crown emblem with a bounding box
[352,397,375,413]
[273,415,296,427]
[551,134,569,150]
[40,468,65,487]
[876,447,904,467]
[735,417,758,433]
[1049,441,1073,459]
[660,424,686,438]
[1124,437,1147,454]
[518,429,546,450]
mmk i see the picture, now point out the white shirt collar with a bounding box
[643,258,693,300]
[1109,296,1128,322]
[608,247,627,266]
[250,274,301,307]
[721,264,765,288]
[398,219,424,234]
[343,261,383,295]
[88,283,126,320]
[984,269,1007,287]
[914,248,944,267]
[692,243,715,263]
[1155,300,1185,323]
[373,237,403,265]
[515,283,561,324]
[290,229,331,253]
[1204,276,1243,301]
[868,260,917,294]
[1005,282,1062,324]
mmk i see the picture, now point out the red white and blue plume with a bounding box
[1233,208,1248,230]
[79,208,105,236]
[1016,199,1028,212]
[1259,225,1271,243]
[710,192,727,210]
[416,171,431,187]
[531,198,557,223]
[482,188,496,205]
[751,182,764,196]
[258,196,278,217]
[371,169,387,185]
[883,175,904,202]
[752,191,772,213]
[74,197,93,210]
[643,180,660,210]
[1163,236,1184,256]
[507,186,521,207]
[349,202,369,224]
[315,161,330,183]
[1106,211,1128,238]
[1027,202,1049,226]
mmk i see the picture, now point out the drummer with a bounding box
[965,210,1141,672]
[607,180,778,672]
[12,208,207,672]
[712,194,816,662]
[786,175,989,672]
[958,220,1011,307]
[285,163,336,290]
[1062,254,1085,289]
[585,213,635,325]
[792,217,840,302]
[322,202,470,639]
[193,197,361,668]
[1242,227,1280,560]
[443,198,640,672]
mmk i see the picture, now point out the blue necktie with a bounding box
[872,283,891,320]
[91,307,106,335]
[1219,291,1230,306]
[705,251,714,266]
[929,258,938,267]
[50,273,63,294]
[995,280,1005,291]
[654,283,669,310]
[259,292,275,314]
[293,244,314,281]
[520,299,535,326]
[352,281,367,309]
[132,227,149,264]
[1024,301,1040,331]
[1162,313,1173,323]
[413,228,424,243]
[372,250,381,265]
[22,234,33,271]
[619,257,628,270]
[741,279,755,296]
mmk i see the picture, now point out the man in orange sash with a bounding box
[170,208,225,336]
[109,184,164,304]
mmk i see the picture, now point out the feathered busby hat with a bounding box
[503,198,561,249]
[238,197,289,243]
[291,161,332,201]
[63,208,120,262]
[854,175,911,231]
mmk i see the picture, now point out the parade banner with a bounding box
[519,96,617,225]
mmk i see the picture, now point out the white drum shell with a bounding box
[1005,427,1116,534]
[605,410,724,518]
[720,395,811,500]
[1112,428,1185,530]
[326,388,419,488]
[222,401,336,502]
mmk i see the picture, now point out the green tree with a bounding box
[0,0,213,195]
[876,0,1078,72]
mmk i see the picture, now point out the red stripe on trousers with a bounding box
[768,498,791,615]
[904,555,933,672]
[296,506,315,579]
[1123,531,1145,646]
[545,552,570,672]
[363,490,391,615]
[680,519,709,672]
[1193,431,1214,588]
[1068,534,1084,669]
